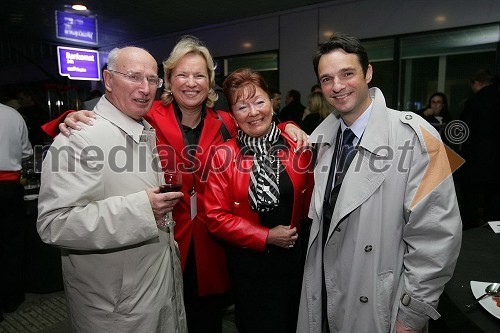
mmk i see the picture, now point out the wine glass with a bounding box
[158,170,182,227]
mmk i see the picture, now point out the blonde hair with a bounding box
[161,35,218,106]
[308,92,332,119]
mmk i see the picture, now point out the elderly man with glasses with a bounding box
[37,46,187,332]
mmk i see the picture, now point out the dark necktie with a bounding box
[322,128,357,241]
[333,128,357,190]
[321,128,357,333]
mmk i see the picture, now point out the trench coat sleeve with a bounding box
[37,131,158,251]
[204,145,269,252]
[397,122,462,329]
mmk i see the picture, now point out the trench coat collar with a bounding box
[94,96,153,144]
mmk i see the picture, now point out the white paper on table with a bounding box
[470,281,500,319]
[487,221,500,233]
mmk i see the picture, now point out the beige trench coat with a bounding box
[38,97,186,332]
[297,88,462,333]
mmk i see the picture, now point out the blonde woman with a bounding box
[302,91,334,134]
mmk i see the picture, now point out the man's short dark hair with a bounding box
[313,33,369,79]
[470,69,497,86]
[287,89,301,102]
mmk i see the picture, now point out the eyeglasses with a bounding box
[108,70,163,88]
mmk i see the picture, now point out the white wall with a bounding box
[279,9,319,107]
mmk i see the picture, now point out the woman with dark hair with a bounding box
[416,92,451,127]
[204,68,313,333]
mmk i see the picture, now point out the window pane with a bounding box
[363,39,394,62]
[446,52,496,119]
[401,24,499,59]
[370,61,394,108]
[361,39,395,107]
[400,57,439,112]
[214,51,279,90]
[225,52,278,73]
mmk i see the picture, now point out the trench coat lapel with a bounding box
[307,114,340,247]
[317,88,390,242]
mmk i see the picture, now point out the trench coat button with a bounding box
[335,227,341,232]
[233,202,240,207]
[364,245,373,252]
[405,114,413,120]
[359,296,369,303]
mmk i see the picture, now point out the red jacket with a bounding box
[204,134,313,252]
[147,101,236,296]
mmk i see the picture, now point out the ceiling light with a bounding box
[243,42,252,48]
[323,30,334,38]
[435,15,446,23]
[72,4,88,11]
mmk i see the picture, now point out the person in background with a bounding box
[297,32,461,333]
[0,88,21,110]
[279,89,305,126]
[302,84,323,121]
[0,103,33,322]
[82,89,103,111]
[458,69,500,230]
[204,68,313,333]
[302,91,333,134]
[210,81,230,112]
[268,87,282,123]
[42,35,308,333]
[415,92,451,144]
[37,46,186,332]
[416,92,451,126]
[17,89,48,146]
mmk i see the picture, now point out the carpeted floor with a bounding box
[1,291,238,333]
[0,292,69,333]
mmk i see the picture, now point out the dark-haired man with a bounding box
[458,69,500,229]
[279,89,305,126]
[298,33,461,333]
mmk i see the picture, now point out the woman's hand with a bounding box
[422,108,434,117]
[284,123,309,148]
[59,110,97,136]
[266,225,298,249]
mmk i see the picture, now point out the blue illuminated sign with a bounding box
[56,11,98,45]
[57,46,101,81]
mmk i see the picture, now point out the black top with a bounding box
[173,101,205,146]
[279,101,305,127]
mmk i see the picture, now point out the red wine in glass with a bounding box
[160,184,182,193]
[157,170,182,228]
[159,170,183,193]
